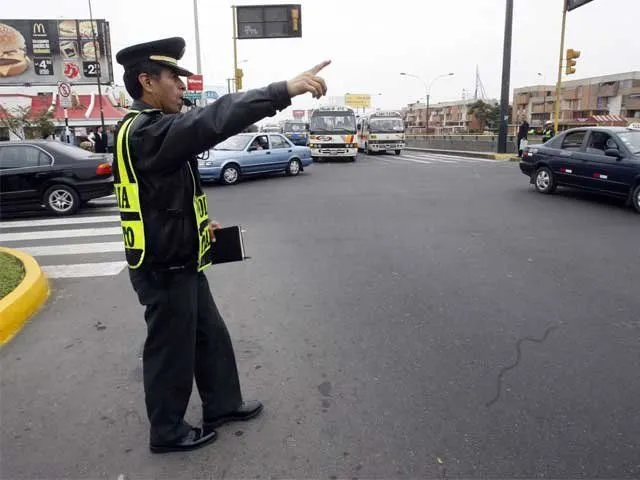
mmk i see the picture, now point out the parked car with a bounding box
[519,125,640,213]
[0,140,114,216]
[198,133,312,185]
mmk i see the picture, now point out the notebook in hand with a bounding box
[209,225,248,265]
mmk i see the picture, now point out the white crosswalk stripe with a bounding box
[0,212,126,279]
[372,151,506,166]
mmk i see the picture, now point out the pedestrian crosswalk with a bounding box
[0,200,126,280]
[369,151,511,167]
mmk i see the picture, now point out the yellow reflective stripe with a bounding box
[120,221,145,250]
[115,116,135,184]
[188,163,212,272]
[114,183,140,212]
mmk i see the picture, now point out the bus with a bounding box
[308,105,358,161]
[282,119,309,146]
[356,111,405,155]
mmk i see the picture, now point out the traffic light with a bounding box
[235,68,244,91]
[565,48,580,75]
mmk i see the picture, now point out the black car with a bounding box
[519,125,640,213]
[0,140,113,216]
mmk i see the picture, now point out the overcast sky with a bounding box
[5,0,639,117]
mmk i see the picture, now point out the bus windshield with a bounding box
[369,117,404,133]
[310,112,356,133]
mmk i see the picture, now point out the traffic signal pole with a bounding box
[553,0,568,134]
[232,5,239,92]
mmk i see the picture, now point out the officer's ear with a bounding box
[138,72,156,95]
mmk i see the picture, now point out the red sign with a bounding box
[187,75,203,91]
[292,109,304,119]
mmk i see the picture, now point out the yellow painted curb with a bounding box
[0,247,50,346]
[490,153,515,161]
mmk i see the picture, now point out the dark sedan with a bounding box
[0,140,113,216]
[519,125,640,213]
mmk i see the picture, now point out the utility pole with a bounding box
[497,0,514,153]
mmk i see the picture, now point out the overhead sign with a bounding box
[566,0,595,11]
[292,109,305,119]
[204,90,219,99]
[344,94,371,108]
[183,91,201,102]
[236,4,302,39]
[187,74,203,91]
[0,19,113,86]
[58,81,72,108]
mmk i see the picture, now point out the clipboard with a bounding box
[210,225,249,265]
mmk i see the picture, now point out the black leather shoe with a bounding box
[150,427,217,454]
[204,400,264,429]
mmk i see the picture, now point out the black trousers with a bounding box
[129,268,242,444]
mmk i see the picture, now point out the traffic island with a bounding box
[404,147,516,161]
[0,247,50,346]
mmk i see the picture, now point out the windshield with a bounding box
[284,122,306,132]
[310,113,356,133]
[213,135,251,151]
[369,118,404,132]
[617,131,640,154]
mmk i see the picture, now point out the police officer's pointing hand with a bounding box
[287,60,331,99]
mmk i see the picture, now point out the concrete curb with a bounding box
[0,247,50,346]
[404,147,515,161]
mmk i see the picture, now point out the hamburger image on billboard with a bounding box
[0,23,30,77]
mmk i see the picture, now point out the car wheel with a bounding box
[534,166,557,194]
[287,158,301,176]
[43,184,79,215]
[632,184,640,213]
[221,164,240,185]
[395,149,402,156]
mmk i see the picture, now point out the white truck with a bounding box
[356,110,405,155]
[308,105,358,161]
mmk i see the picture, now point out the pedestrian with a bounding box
[517,118,530,157]
[114,37,329,454]
[94,126,108,153]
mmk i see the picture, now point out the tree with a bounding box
[467,100,493,132]
[0,106,56,140]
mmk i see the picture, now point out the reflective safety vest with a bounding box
[114,110,213,272]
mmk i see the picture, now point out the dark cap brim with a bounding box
[154,60,194,77]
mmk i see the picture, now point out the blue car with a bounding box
[198,133,313,185]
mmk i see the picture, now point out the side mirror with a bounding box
[605,148,621,158]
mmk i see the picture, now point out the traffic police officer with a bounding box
[542,121,555,143]
[114,37,329,453]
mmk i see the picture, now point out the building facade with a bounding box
[513,71,640,128]
[402,98,499,134]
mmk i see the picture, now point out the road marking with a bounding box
[42,261,127,279]
[392,156,433,164]
[0,215,120,229]
[0,226,122,242]
[17,241,124,257]
[400,154,457,163]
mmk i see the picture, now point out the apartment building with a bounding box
[513,71,640,128]
[403,98,499,134]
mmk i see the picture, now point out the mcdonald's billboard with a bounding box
[0,19,113,86]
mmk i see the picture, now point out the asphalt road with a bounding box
[2,152,639,479]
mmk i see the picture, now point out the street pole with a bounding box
[232,6,239,92]
[554,0,568,134]
[88,0,105,134]
[497,0,513,153]
[426,93,430,135]
[193,0,202,75]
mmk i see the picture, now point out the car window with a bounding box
[270,135,289,149]
[249,135,270,151]
[561,131,586,151]
[0,145,50,169]
[586,132,619,154]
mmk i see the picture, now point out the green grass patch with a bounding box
[0,252,25,300]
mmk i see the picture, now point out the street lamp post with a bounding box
[401,72,454,134]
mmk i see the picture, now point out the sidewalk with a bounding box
[404,146,517,161]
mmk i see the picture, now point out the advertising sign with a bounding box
[187,74,203,91]
[344,94,371,108]
[236,4,302,39]
[292,109,305,119]
[0,19,113,85]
